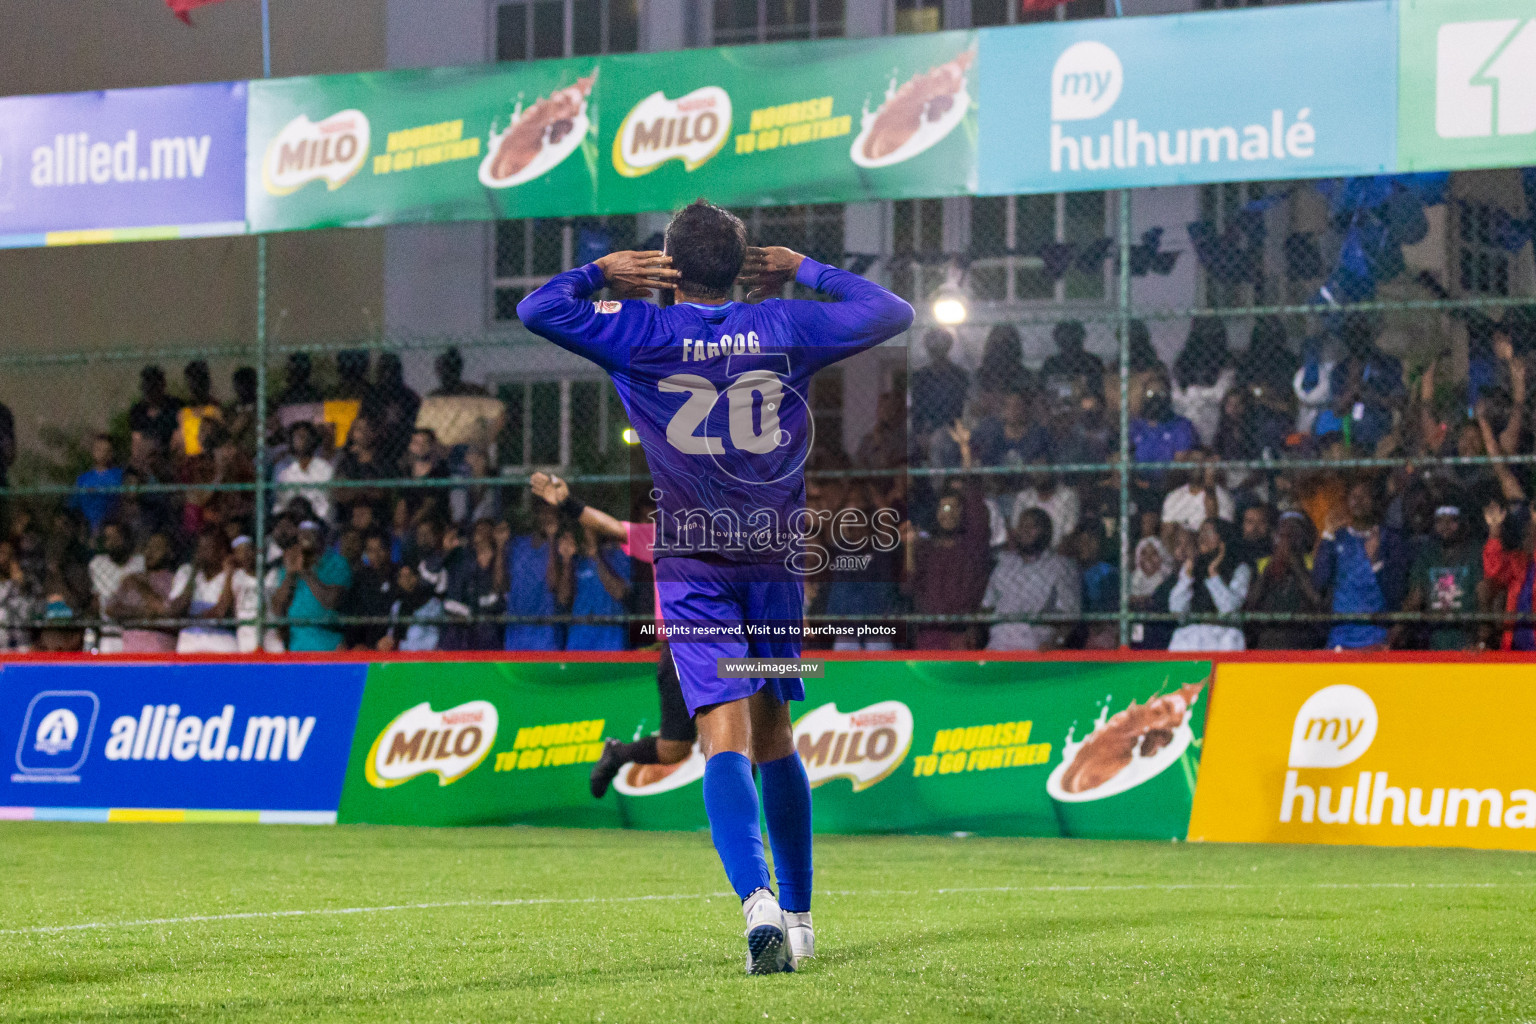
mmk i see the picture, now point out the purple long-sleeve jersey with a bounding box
[517,258,913,568]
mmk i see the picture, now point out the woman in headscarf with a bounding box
[1169,517,1252,651]
[1129,534,1176,650]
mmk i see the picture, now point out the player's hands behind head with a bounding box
[529,471,570,507]
[737,246,806,301]
[594,251,679,299]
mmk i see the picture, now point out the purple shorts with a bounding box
[655,556,806,716]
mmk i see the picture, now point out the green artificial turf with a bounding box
[2,823,1534,1022]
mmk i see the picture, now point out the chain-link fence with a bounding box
[0,168,1532,655]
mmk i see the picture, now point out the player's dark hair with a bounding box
[665,200,747,300]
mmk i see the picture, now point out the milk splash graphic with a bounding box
[1046,681,1204,803]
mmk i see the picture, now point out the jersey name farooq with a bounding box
[681,332,763,362]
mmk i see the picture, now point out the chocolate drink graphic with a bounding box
[850,49,974,169]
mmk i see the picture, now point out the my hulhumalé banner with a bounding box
[1189,663,1536,852]
[337,659,1211,839]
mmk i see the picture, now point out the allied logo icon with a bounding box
[14,690,99,780]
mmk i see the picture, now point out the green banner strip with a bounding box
[338,659,1212,839]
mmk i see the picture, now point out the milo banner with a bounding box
[1189,663,1536,851]
[337,659,1211,839]
[245,58,602,232]
[596,31,977,213]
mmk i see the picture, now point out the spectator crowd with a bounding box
[2,305,1536,655]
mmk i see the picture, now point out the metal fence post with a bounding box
[1116,188,1132,648]
[254,235,269,646]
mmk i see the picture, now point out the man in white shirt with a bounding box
[88,522,143,654]
[228,535,285,653]
[169,530,237,654]
[982,508,1082,651]
[274,421,334,522]
[1160,450,1233,534]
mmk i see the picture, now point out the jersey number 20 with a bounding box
[659,371,786,455]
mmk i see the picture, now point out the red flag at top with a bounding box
[166,0,233,24]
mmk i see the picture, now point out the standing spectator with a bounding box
[366,352,422,465]
[397,427,451,530]
[1322,314,1405,451]
[412,517,450,595]
[1067,527,1118,649]
[1129,375,1197,465]
[903,423,991,650]
[1169,518,1252,651]
[275,352,324,408]
[854,392,907,473]
[88,521,143,654]
[442,520,508,651]
[333,414,392,528]
[981,507,1081,651]
[430,347,490,397]
[225,367,260,455]
[128,365,183,455]
[1404,505,1482,651]
[975,324,1032,417]
[69,433,124,538]
[227,536,280,654]
[1171,316,1236,446]
[992,470,1080,553]
[169,529,237,654]
[335,350,373,401]
[201,426,256,535]
[909,328,969,441]
[0,396,14,502]
[449,444,504,528]
[1480,502,1534,652]
[822,486,902,651]
[274,422,334,522]
[175,360,224,459]
[504,501,564,651]
[269,520,351,652]
[1040,320,1104,399]
[108,531,184,653]
[1117,319,1166,421]
[564,525,631,651]
[1129,535,1177,650]
[383,562,443,652]
[970,391,1049,468]
[1160,452,1234,534]
[0,538,36,652]
[1312,478,1409,650]
[341,531,396,651]
[1244,511,1324,651]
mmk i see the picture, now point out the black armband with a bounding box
[558,496,587,521]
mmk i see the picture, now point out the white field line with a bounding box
[2,881,1527,938]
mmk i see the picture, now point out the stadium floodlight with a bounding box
[622,427,640,445]
[930,267,969,326]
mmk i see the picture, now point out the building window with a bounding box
[496,0,638,61]
[894,0,941,34]
[1198,181,1269,308]
[970,0,1106,28]
[1458,200,1512,297]
[892,193,1107,308]
[496,377,628,469]
[493,215,638,322]
[713,0,844,45]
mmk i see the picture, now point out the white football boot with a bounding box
[785,911,814,962]
[742,888,794,974]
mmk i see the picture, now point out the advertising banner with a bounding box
[0,662,365,818]
[1398,0,1536,172]
[0,81,248,246]
[338,659,1211,839]
[976,2,1398,196]
[1189,663,1536,851]
[595,31,977,213]
[245,58,601,233]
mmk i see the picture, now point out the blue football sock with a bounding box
[702,750,771,901]
[760,751,814,913]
